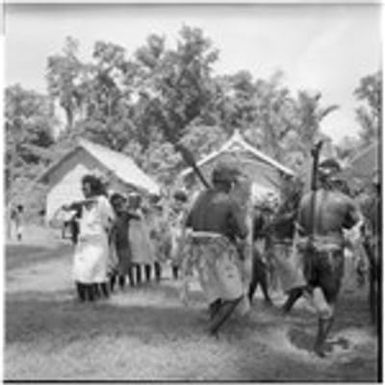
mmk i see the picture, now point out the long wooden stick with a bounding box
[174,143,211,189]
[146,96,212,190]
[309,141,323,240]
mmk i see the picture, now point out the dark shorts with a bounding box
[303,248,344,303]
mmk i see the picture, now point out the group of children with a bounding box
[60,174,190,303]
[109,191,161,291]
[110,189,190,292]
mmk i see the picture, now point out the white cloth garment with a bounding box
[73,195,114,284]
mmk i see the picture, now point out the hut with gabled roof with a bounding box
[179,130,295,201]
[36,138,160,222]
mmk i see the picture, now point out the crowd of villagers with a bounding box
[56,159,380,358]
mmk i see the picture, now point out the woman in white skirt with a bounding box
[62,174,115,302]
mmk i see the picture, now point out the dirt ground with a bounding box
[4,226,380,381]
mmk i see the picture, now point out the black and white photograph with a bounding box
[4,0,382,382]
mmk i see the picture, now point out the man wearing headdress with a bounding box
[183,163,249,336]
[295,158,362,357]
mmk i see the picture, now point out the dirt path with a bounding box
[5,244,379,381]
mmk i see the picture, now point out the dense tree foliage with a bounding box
[335,70,382,163]
[354,70,382,146]
[5,85,55,217]
[5,85,55,192]
[5,26,380,217]
[46,37,85,132]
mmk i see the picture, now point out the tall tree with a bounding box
[5,85,55,201]
[354,70,382,145]
[293,91,338,152]
[46,36,85,131]
[283,91,338,171]
[133,26,219,146]
[248,72,297,162]
[215,71,258,133]
[84,41,128,118]
[77,41,136,150]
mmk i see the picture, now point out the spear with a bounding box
[309,140,323,241]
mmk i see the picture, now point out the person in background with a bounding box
[69,208,82,245]
[265,179,304,313]
[109,192,140,291]
[128,193,155,285]
[169,190,189,280]
[147,194,168,282]
[141,205,155,282]
[38,208,46,227]
[248,202,273,306]
[62,174,115,302]
[10,204,24,242]
[359,170,381,325]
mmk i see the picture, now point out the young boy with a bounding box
[110,193,140,290]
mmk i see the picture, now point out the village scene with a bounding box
[4,3,381,382]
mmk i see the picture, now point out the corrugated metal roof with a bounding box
[36,139,160,195]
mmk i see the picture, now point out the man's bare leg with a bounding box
[282,287,304,314]
[209,295,243,336]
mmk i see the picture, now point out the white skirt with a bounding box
[73,234,109,284]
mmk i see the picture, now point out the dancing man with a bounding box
[296,158,362,357]
[183,164,249,336]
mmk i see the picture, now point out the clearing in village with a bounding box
[5,226,379,381]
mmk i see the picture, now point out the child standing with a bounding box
[110,193,139,290]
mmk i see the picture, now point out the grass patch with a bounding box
[6,243,72,271]
[4,242,380,382]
